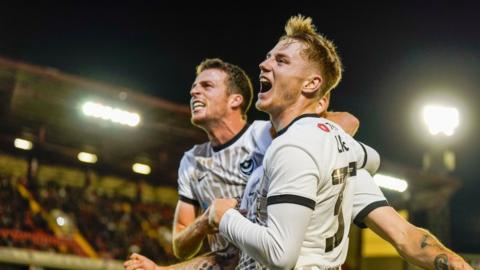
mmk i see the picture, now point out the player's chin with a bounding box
[255,99,270,113]
[191,114,207,126]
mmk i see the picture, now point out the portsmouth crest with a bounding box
[240,158,255,175]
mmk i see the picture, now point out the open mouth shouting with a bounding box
[191,99,206,113]
[259,75,272,94]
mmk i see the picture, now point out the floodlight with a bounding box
[77,152,98,164]
[82,101,141,127]
[132,163,151,175]
[373,173,408,192]
[14,138,33,150]
[422,105,459,136]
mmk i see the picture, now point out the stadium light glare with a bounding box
[422,105,459,136]
[77,152,98,164]
[14,138,33,150]
[56,216,65,226]
[373,173,408,192]
[82,101,141,127]
[132,163,151,175]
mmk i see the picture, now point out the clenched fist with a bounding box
[208,198,238,229]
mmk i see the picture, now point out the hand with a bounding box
[208,198,238,229]
[124,253,162,270]
[199,208,219,234]
[324,111,360,136]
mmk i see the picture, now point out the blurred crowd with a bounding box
[0,174,177,264]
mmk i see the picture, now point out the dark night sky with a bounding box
[1,1,479,252]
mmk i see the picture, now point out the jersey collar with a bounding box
[211,123,250,152]
[276,113,320,137]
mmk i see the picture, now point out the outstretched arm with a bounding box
[364,206,472,270]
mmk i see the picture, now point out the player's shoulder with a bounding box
[271,115,353,151]
[184,141,211,159]
[251,119,271,128]
[249,120,272,136]
[243,120,273,150]
[316,118,353,138]
[279,115,343,140]
[311,118,359,151]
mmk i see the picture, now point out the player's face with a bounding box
[190,69,230,127]
[256,38,311,117]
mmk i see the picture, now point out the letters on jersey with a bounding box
[239,115,365,269]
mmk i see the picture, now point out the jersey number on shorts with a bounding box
[325,162,356,252]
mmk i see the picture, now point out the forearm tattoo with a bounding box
[420,234,451,270]
[420,234,441,249]
[420,234,431,248]
[434,254,449,270]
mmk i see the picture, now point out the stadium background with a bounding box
[0,1,478,269]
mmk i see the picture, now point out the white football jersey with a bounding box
[234,114,384,269]
[237,168,387,270]
[178,118,387,265]
[177,120,272,252]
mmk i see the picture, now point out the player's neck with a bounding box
[206,117,247,147]
[271,102,317,132]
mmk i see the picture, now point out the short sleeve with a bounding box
[177,153,199,206]
[352,169,389,228]
[353,141,380,174]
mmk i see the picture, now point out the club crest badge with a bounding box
[240,158,255,175]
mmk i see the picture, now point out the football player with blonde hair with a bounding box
[210,15,472,270]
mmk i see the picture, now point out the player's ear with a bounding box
[302,74,323,96]
[229,94,243,110]
[316,92,330,115]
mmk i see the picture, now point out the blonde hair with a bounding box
[281,15,343,95]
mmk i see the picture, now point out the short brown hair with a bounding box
[196,58,253,119]
[281,15,343,96]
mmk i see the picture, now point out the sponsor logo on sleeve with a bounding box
[317,123,330,132]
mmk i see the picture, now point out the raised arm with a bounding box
[364,206,473,270]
